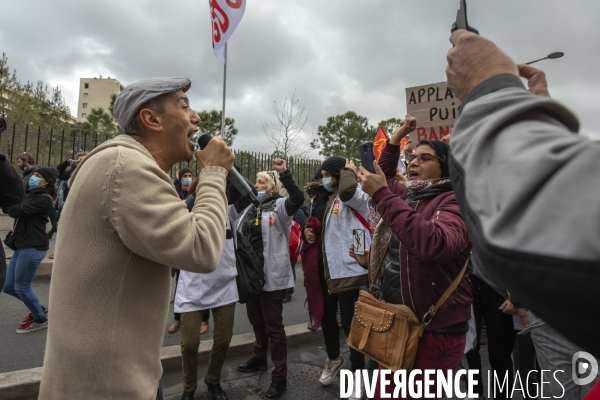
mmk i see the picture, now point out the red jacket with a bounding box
[372,143,472,331]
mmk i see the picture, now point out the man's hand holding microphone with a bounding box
[195,135,235,171]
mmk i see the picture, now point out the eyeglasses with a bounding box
[405,152,445,164]
[267,171,279,183]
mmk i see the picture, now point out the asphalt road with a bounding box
[0,262,309,374]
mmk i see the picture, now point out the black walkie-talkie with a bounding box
[451,0,479,34]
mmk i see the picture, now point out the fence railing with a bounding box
[0,120,322,187]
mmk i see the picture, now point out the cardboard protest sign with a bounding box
[405,82,461,143]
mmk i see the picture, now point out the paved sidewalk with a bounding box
[160,335,500,400]
[160,338,344,399]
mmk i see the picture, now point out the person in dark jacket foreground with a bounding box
[354,115,472,399]
[0,152,24,289]
[447,30,600,396]
[3,167,58,334]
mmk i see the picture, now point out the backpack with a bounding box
[232,229,265,304]
[289,220,303,265]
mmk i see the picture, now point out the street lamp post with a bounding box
[525,52,564,65]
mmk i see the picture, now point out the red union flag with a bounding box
[210,0,246,63]
[373,127,388,161]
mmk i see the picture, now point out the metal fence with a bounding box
[0,120,322,187]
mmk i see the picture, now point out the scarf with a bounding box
[301,216,324,327]
[405,179,453,202]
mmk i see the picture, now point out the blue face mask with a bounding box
[29,175,41,189]
[182,177,192,186]
[256,190,267,202]
[322,177,335,192]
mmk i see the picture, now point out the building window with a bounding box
[82,103,88,109]
[82,113,87,119]
[84,83,89,89]
[83,93,88,98]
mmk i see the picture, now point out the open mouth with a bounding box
[409,171,419,178]
[187,129,198,138]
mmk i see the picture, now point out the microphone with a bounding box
[198,134,259,206]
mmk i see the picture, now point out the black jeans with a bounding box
[466,275,516,399]
[319,276,364,371]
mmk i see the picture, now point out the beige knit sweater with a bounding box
[38,135,228,400]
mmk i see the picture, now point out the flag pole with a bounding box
[220,43,227,136]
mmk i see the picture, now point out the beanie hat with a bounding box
[179,168,193,179]
[321,156,346,179]
[36,167,59,187]
[419,140,450,178]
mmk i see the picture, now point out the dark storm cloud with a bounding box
[1,0,598,155]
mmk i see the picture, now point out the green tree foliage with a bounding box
[310,111,376,161]
[0,52,72,128]
[74,108,118,140]
[377,118,402,137]
[108,93,117,116]
[107,93,123,135]
[196,109,238,146]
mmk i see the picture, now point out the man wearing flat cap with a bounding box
[39,78,235,400]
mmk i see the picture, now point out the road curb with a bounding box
[0,322,322,400]
[35,259,53,277]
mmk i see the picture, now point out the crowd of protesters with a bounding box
[0,30,598,400]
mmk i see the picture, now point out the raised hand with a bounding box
[272,158,287,173]
[390,114,417,145]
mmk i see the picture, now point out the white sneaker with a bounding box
[349,372,363,399]
[319,356,346,385]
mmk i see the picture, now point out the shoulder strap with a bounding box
[351,208,374,234]
[419,258,468,336]
[12,218,19,230]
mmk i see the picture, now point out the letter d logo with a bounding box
[572,351,598,386]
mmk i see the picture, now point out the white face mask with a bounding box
[322,177,335,192]
[182,177,192,186]
[256,190,267,202]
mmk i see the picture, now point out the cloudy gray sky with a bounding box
[1,0,598,157]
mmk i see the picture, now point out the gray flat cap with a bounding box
[113,77,191,131]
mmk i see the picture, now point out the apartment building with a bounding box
[77,76,124,121]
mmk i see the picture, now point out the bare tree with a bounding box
[262,91,310,159]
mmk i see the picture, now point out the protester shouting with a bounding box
[234,160,304,399]
[445,30,600,361]
[3,167,58,334]
[306,156,371,399]
[39,78,235,400]
[354,115,472,400]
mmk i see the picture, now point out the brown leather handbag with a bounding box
[347,259,468,371]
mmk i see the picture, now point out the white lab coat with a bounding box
[323,185,371,280]
[233,197,294,292]
[174,217,239,312]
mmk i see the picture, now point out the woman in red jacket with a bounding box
[353,115,473,399]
